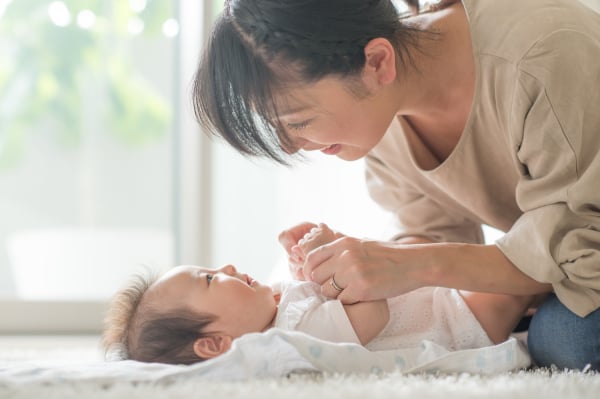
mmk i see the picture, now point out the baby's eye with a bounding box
[206,274,213,285]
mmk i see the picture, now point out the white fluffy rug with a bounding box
[1,336,598,399]
[2,368,599,399]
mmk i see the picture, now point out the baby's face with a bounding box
[146,265,277,338]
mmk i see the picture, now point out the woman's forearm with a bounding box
[413,242,553,295]
[304,235,552,303]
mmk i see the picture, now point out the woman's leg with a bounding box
[528,294,600,370]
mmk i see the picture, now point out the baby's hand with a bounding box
[292,223,344,279]
[298,223,343,250]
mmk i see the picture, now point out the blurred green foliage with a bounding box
[0,0,174,170]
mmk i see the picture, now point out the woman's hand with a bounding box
[278,222,345,280]
[280,223,429,303]
[302,235,425,304]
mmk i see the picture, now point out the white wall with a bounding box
[210,144,398,283]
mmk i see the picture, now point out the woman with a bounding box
[193,0,600,370]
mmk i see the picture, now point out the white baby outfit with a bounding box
[273,280,493,351]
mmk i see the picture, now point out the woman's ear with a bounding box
[193,335,233,359]
[363,38,397,86]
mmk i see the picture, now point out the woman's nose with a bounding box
[301,141,325,152]
[282,137,305,155]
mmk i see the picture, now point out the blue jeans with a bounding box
[528,294,600,370]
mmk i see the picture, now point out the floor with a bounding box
[0,334,103,362]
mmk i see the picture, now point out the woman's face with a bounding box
[274,75,399,161]
[146,265,277,338]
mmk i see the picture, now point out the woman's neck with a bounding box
[392,1,476,161]
[397,2,475,120]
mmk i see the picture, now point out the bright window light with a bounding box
[128,17,144,35]
[0,0,13,19]
[77,10,96,29]
[48,1,71,27]
[162,18,179,38]
[129,0,147,13]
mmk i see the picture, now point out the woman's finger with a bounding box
[303,242,337,283]
[320,273,345,298]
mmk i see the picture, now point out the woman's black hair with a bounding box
[193,0,428,165]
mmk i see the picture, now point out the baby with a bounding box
[103,225,537,365]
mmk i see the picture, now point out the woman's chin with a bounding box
[336,148,368,161]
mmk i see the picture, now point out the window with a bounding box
[0,0,208,333]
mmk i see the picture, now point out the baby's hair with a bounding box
[102,268,158,361]
[103,268,217,365]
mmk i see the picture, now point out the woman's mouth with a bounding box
[321,144,341,155]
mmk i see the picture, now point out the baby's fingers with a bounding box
[278,222,317,253]
[298,224,340,254]
[288,259,306,280]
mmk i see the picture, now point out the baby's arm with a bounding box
[298,224,390,345]
[343,300,390,345]
[459,291,546,344]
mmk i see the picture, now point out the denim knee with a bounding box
[528,294,600,371]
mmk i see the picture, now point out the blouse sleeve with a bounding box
[496,30,600,317]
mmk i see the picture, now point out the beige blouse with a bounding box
[365,0,600,317]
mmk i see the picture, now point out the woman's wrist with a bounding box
[414,242,473,288]
[370,239,483,294]
[386,236,439,289]
[398,241,444,289]
[364,240,433,295]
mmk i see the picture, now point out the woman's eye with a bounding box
[287,120,311,131]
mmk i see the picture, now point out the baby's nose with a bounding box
[220,264,237,275]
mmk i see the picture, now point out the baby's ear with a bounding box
[193,335,233,359]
